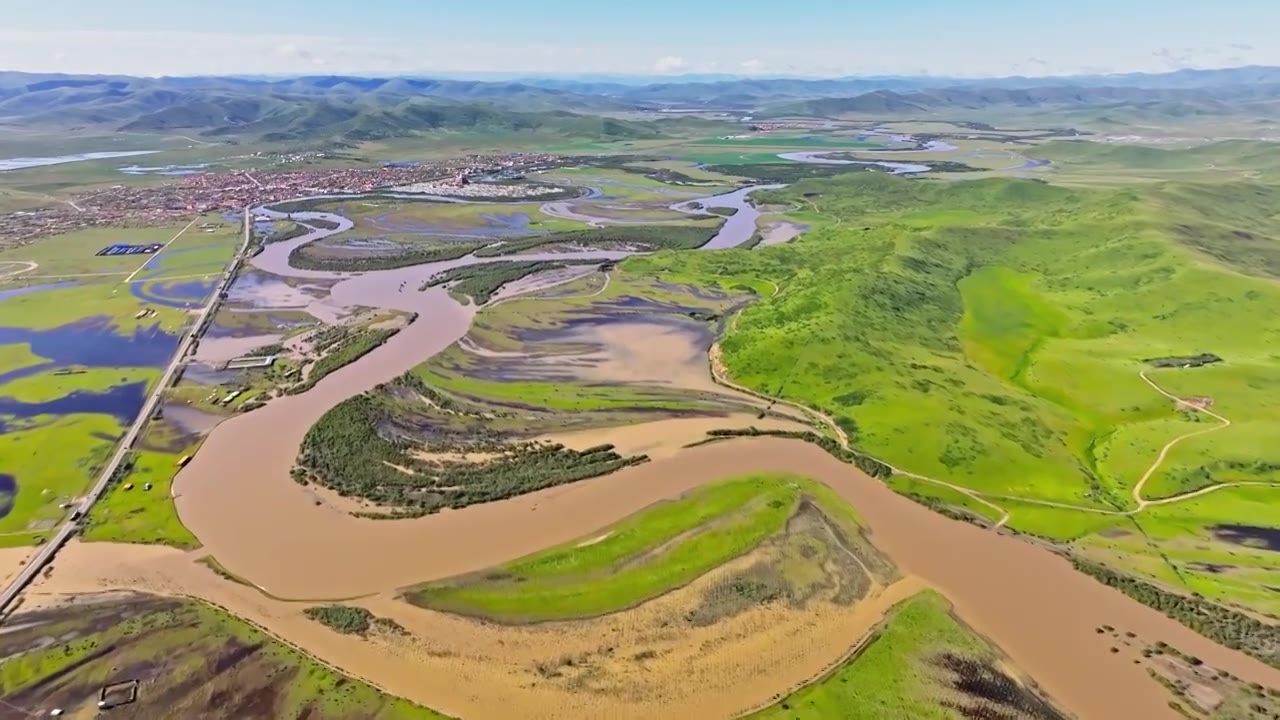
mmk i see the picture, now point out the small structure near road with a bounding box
[223,355,277,371]
[98,679,139,709]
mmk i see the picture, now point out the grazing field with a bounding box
[405,473,893,622]
[627,167,1280,617]
[747,591,1066,720]
[1075,485,1280,620]
[80,428,202,549]
[0,214,235,277]
[0,213,240,547]
[0,595,448,719]
[1029,139,1280,184]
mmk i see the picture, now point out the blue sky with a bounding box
[1,0,1276,78]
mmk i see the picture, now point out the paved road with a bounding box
[0,210,252,616]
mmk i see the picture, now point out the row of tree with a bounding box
[1072,559,1279,668]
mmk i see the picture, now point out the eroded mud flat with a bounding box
[25,538,919,720]
[536,414,805,459]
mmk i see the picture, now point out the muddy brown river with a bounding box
[170,199,1280,720]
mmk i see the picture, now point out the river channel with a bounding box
[170,184,1280,720]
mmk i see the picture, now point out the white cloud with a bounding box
[0,28,1275,79]
[652,55,688,74]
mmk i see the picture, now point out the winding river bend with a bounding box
[171,185,1280,720]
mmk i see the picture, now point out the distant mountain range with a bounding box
[764,84,1280,119]
[0,65,1277,143]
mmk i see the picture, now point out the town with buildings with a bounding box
[0,152,559,246]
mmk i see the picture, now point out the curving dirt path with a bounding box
[1131,370,1233,509]
[0,261,38,280]
[713,307,1274,525]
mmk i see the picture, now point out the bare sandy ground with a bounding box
[487,266,600,304]
[538,414,806,459]
[194,333,282,364]
[756,218,808,248]
[25,540,922,720]
[0,547,34,592]
[560,321,804,421]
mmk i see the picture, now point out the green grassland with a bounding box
[677,150,796,166]
[1030,139,1280,185]
[625,169,1280,615]
[1075,485,1280,617]
[405,473,893,623]
[299,197,586,238]
[624,159,748,182]
[0,275,193,332]
[693,135,884,149]
[0,595,449,719]
[0,364,164,544]
[134,218,242,280]
[748,591,1065,720]
[80,418,202,549]
[543,167,728,201]
[0,216,226,277]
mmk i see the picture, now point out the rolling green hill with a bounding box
[629,170,1280,614]
[0,74,663,143]
[766,85,1280,119]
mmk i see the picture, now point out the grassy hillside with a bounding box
[766,86,1280,119]
[628,171,1280,613]
[1031,139,1280,176]
[0,77,665,143]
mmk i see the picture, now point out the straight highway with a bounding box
[0,209,253,616]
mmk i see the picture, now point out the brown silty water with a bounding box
[28,540,925,720]
[166,205,1280,720]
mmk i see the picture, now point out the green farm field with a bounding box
[405,473,892,623]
